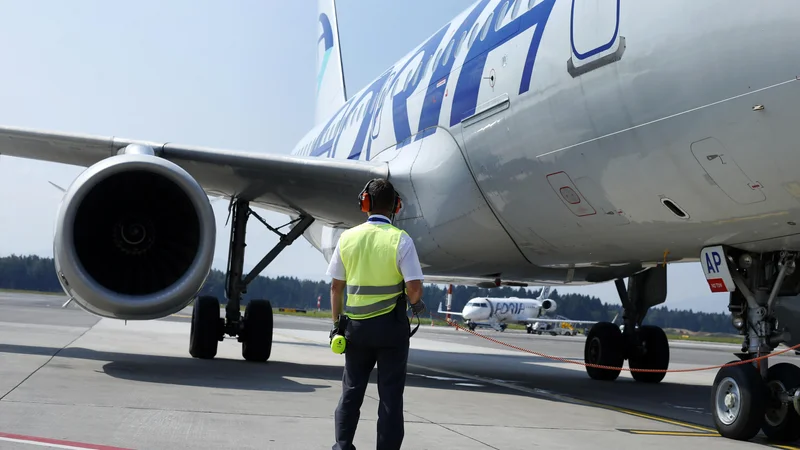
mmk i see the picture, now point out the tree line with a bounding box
[0,254,735,333]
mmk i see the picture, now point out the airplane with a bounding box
[0,0,798,442]
[437,286,595,332]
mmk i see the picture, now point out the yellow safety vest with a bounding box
[338,221,406,320]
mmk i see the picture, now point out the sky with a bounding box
[0,0,730,314]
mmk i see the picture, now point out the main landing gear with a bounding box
[583,265,671,383]
[706,248,800,443]
[189,198,314,362]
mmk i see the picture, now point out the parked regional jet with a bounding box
[0,0,798,442]
[437,286,594,332]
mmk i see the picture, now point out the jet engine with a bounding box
[53,148,216,320]
[540,299,557,314]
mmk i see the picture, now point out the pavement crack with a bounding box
[0,399,333,419]
[0,327,91,402]
[362,392,502,449]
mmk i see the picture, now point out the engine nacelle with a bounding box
[540,299,557,314]
[54,150,216,320]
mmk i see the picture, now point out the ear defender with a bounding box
[393,195,402,215]
[358,179,374,213]
[358,178,402,215]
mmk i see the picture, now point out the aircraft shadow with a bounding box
[0,339,711,419]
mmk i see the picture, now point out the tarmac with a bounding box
[1,291,799,449]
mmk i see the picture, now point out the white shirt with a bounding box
[326,215,424,282]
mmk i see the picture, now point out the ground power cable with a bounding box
[427,311,800,373]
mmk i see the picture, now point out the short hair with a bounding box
[368,178,397,213]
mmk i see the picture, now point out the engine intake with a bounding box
[54,152,216,320]
[541,299,557,313]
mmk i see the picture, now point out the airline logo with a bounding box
[317,13,335,98]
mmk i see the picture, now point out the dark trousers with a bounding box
[333,307,410,450]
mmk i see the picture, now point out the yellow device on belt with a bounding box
[331,315,349,354]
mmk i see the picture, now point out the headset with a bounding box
[358,179,402,215]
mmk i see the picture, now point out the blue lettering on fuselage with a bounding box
[450,0,555,126]
[495,301,524,316]
[414,0,490,142]
[347,69,395,160]
[391,25,449,148]
[307,0,556,160]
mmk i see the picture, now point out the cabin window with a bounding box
[442,38,455,66]
[528,0,539,10]
[468,22,480,48]
[511,0,522,19]
[496,1,510,31]
[455,30,467,58]
[479,12,493,41]
[433,48,443,70]
[411,56,424,87]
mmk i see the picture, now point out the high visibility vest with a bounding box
[338,221,406,320]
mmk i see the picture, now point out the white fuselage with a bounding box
[461,296,554,323]
[294,0,800,286]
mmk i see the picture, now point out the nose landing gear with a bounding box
[705,247,800,442]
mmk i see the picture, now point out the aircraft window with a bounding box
[433,48,442,70]
[496,1,510,31]
[511,0,522,19]
[443,38,455,66]
[404,70,412,91]
[410,57,423,87]
[528,0,539,10]
[479,12,493,41]
[468,23,480,48]
[418,54,431,84]
[455,30,467,58]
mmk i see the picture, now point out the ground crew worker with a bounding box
[326,177,426,450]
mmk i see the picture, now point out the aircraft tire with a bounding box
[584,322,624,381]
[762,363,800,443]
[629,325,669,383]
[189,296,221,359]
[711,361,767,441]
[242,299,273,362]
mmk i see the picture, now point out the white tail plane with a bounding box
[315,0,347,125]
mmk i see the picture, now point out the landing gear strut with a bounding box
[188,198,314,362]
[707,248,800,442]
[583,265,670,383]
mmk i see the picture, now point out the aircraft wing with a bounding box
[525,318,598,325]
[437,302,463,316]
[0,125,387,227]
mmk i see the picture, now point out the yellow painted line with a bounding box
[592,404,716,433]
[172,314,192,319]
[626,430,720,437]
[773,445,800,450]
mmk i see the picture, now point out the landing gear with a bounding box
[584,322,624,381]
[706,248,800,442]
[712,362,767,441]
[762,363,800,442]
[188,198,313,362]
[583,265,670,383]
[189,295,224,359]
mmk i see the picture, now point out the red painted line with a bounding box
[0,432,132,450]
